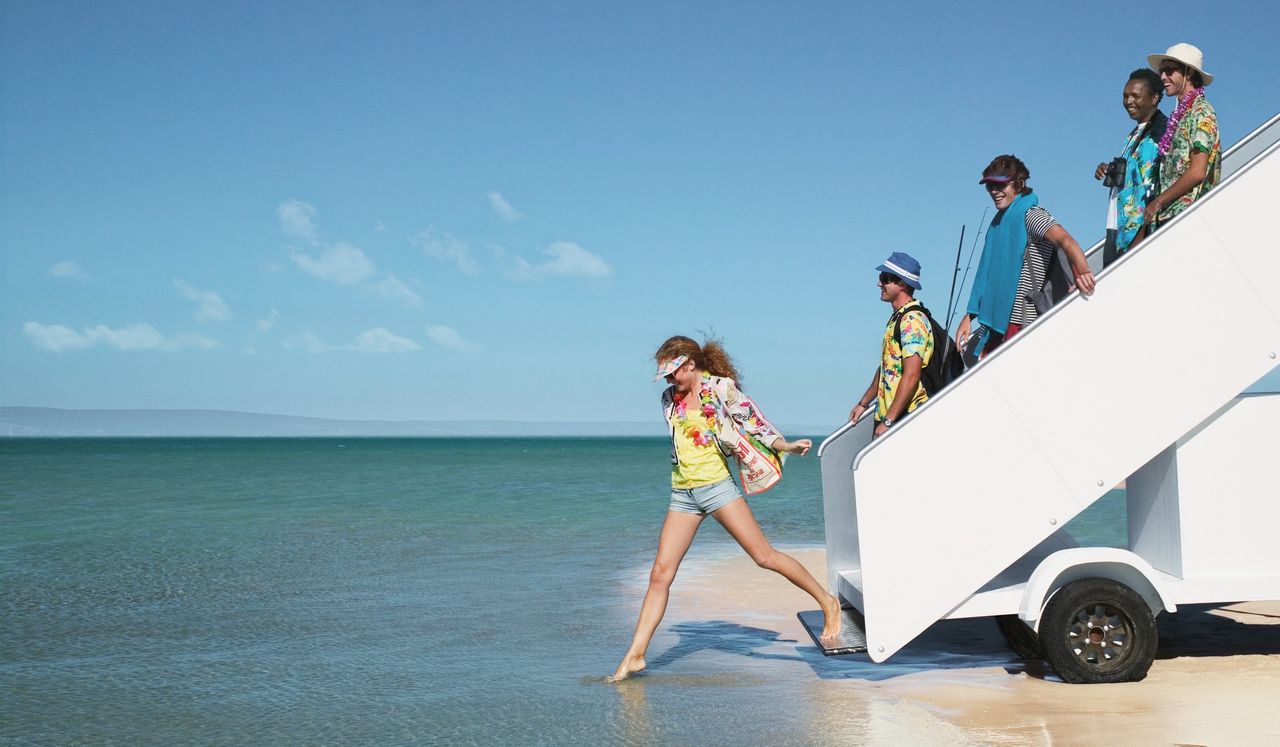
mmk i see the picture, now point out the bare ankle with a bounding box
[608,654,647,682]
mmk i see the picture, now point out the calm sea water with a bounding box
[0,438,1124,745]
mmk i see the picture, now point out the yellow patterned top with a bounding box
[668,389,732,489]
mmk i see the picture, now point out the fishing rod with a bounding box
[947,207,988,334]
[943,224,965,329]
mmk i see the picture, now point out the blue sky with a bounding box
[3,1,1278,427]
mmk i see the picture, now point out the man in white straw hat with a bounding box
[1142,43,1220,230]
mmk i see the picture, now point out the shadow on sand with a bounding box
[636,604,1280,683]
[634,617,1016,683]
[1153,603,1280,659]
[645,620,809,670]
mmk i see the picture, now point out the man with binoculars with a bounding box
[1094,68,1167,264]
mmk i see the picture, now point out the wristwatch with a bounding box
[881,417,895,428]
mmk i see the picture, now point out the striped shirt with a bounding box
[1009,206,1061,326]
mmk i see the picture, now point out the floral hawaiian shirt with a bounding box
[877,302,933,421]
[1117,122,1161,253]
[1157,95,1220,222]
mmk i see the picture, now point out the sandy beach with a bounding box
[627,547,1280,745]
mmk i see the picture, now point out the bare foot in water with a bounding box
[606,655,646,682]
[819,594,843,640]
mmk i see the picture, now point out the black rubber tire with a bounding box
[995,614,1041,660]
[1039,578,1157,684]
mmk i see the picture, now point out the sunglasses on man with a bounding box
[879,272,902,285]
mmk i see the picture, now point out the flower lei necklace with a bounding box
[1159,86,1204,156]
[672,377,721,448]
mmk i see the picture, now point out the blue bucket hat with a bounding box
[875,252,922,290]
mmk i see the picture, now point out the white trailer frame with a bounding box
[801,113,1280,683]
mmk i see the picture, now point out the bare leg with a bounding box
[712,498,842,640]
[608,510,704,682]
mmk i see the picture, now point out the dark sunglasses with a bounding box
[879,272,901,285]
[1158,64,1184,77]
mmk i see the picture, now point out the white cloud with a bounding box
[540,242,614,278]
[174,279,232,322]
[22,322,91,352]
[411,227,481,276]
[352,327,421,353]
[290,241,377,285]
[277,199,319,243]
[503,252,533,279]
[50,260,91,281]
[487,191,524,222]
[256,309,280,333]
[23,322,218,352]
[505,241,614,281]
[283,331,332,354]
[374,273,424,309]
[280,201,420,308]
[283,327,420,354]
[425,324,480,353]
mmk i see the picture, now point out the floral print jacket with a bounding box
[661,373,781,467]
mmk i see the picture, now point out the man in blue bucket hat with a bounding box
[848,252,934,437]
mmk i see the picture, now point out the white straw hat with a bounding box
[1148,43,1214,86]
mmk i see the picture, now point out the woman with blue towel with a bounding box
[956,155,1097,358]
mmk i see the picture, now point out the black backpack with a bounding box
[891,302,964,397]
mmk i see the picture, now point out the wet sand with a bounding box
[651,547,1280,744]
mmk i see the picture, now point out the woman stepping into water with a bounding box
[608,335,841,682]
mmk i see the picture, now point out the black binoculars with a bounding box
[1102,157,1126,189]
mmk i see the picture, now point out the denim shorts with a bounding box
[669,478,742,515]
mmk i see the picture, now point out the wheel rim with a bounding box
[1062,602,1136,673]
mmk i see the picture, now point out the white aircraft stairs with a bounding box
[804,112,1280,662]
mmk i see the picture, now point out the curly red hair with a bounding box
[654,335,741,383]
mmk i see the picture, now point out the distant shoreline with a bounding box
[0,407,835,439]
[0,433,677,440]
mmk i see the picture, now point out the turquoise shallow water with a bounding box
[0,438,1124,745]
